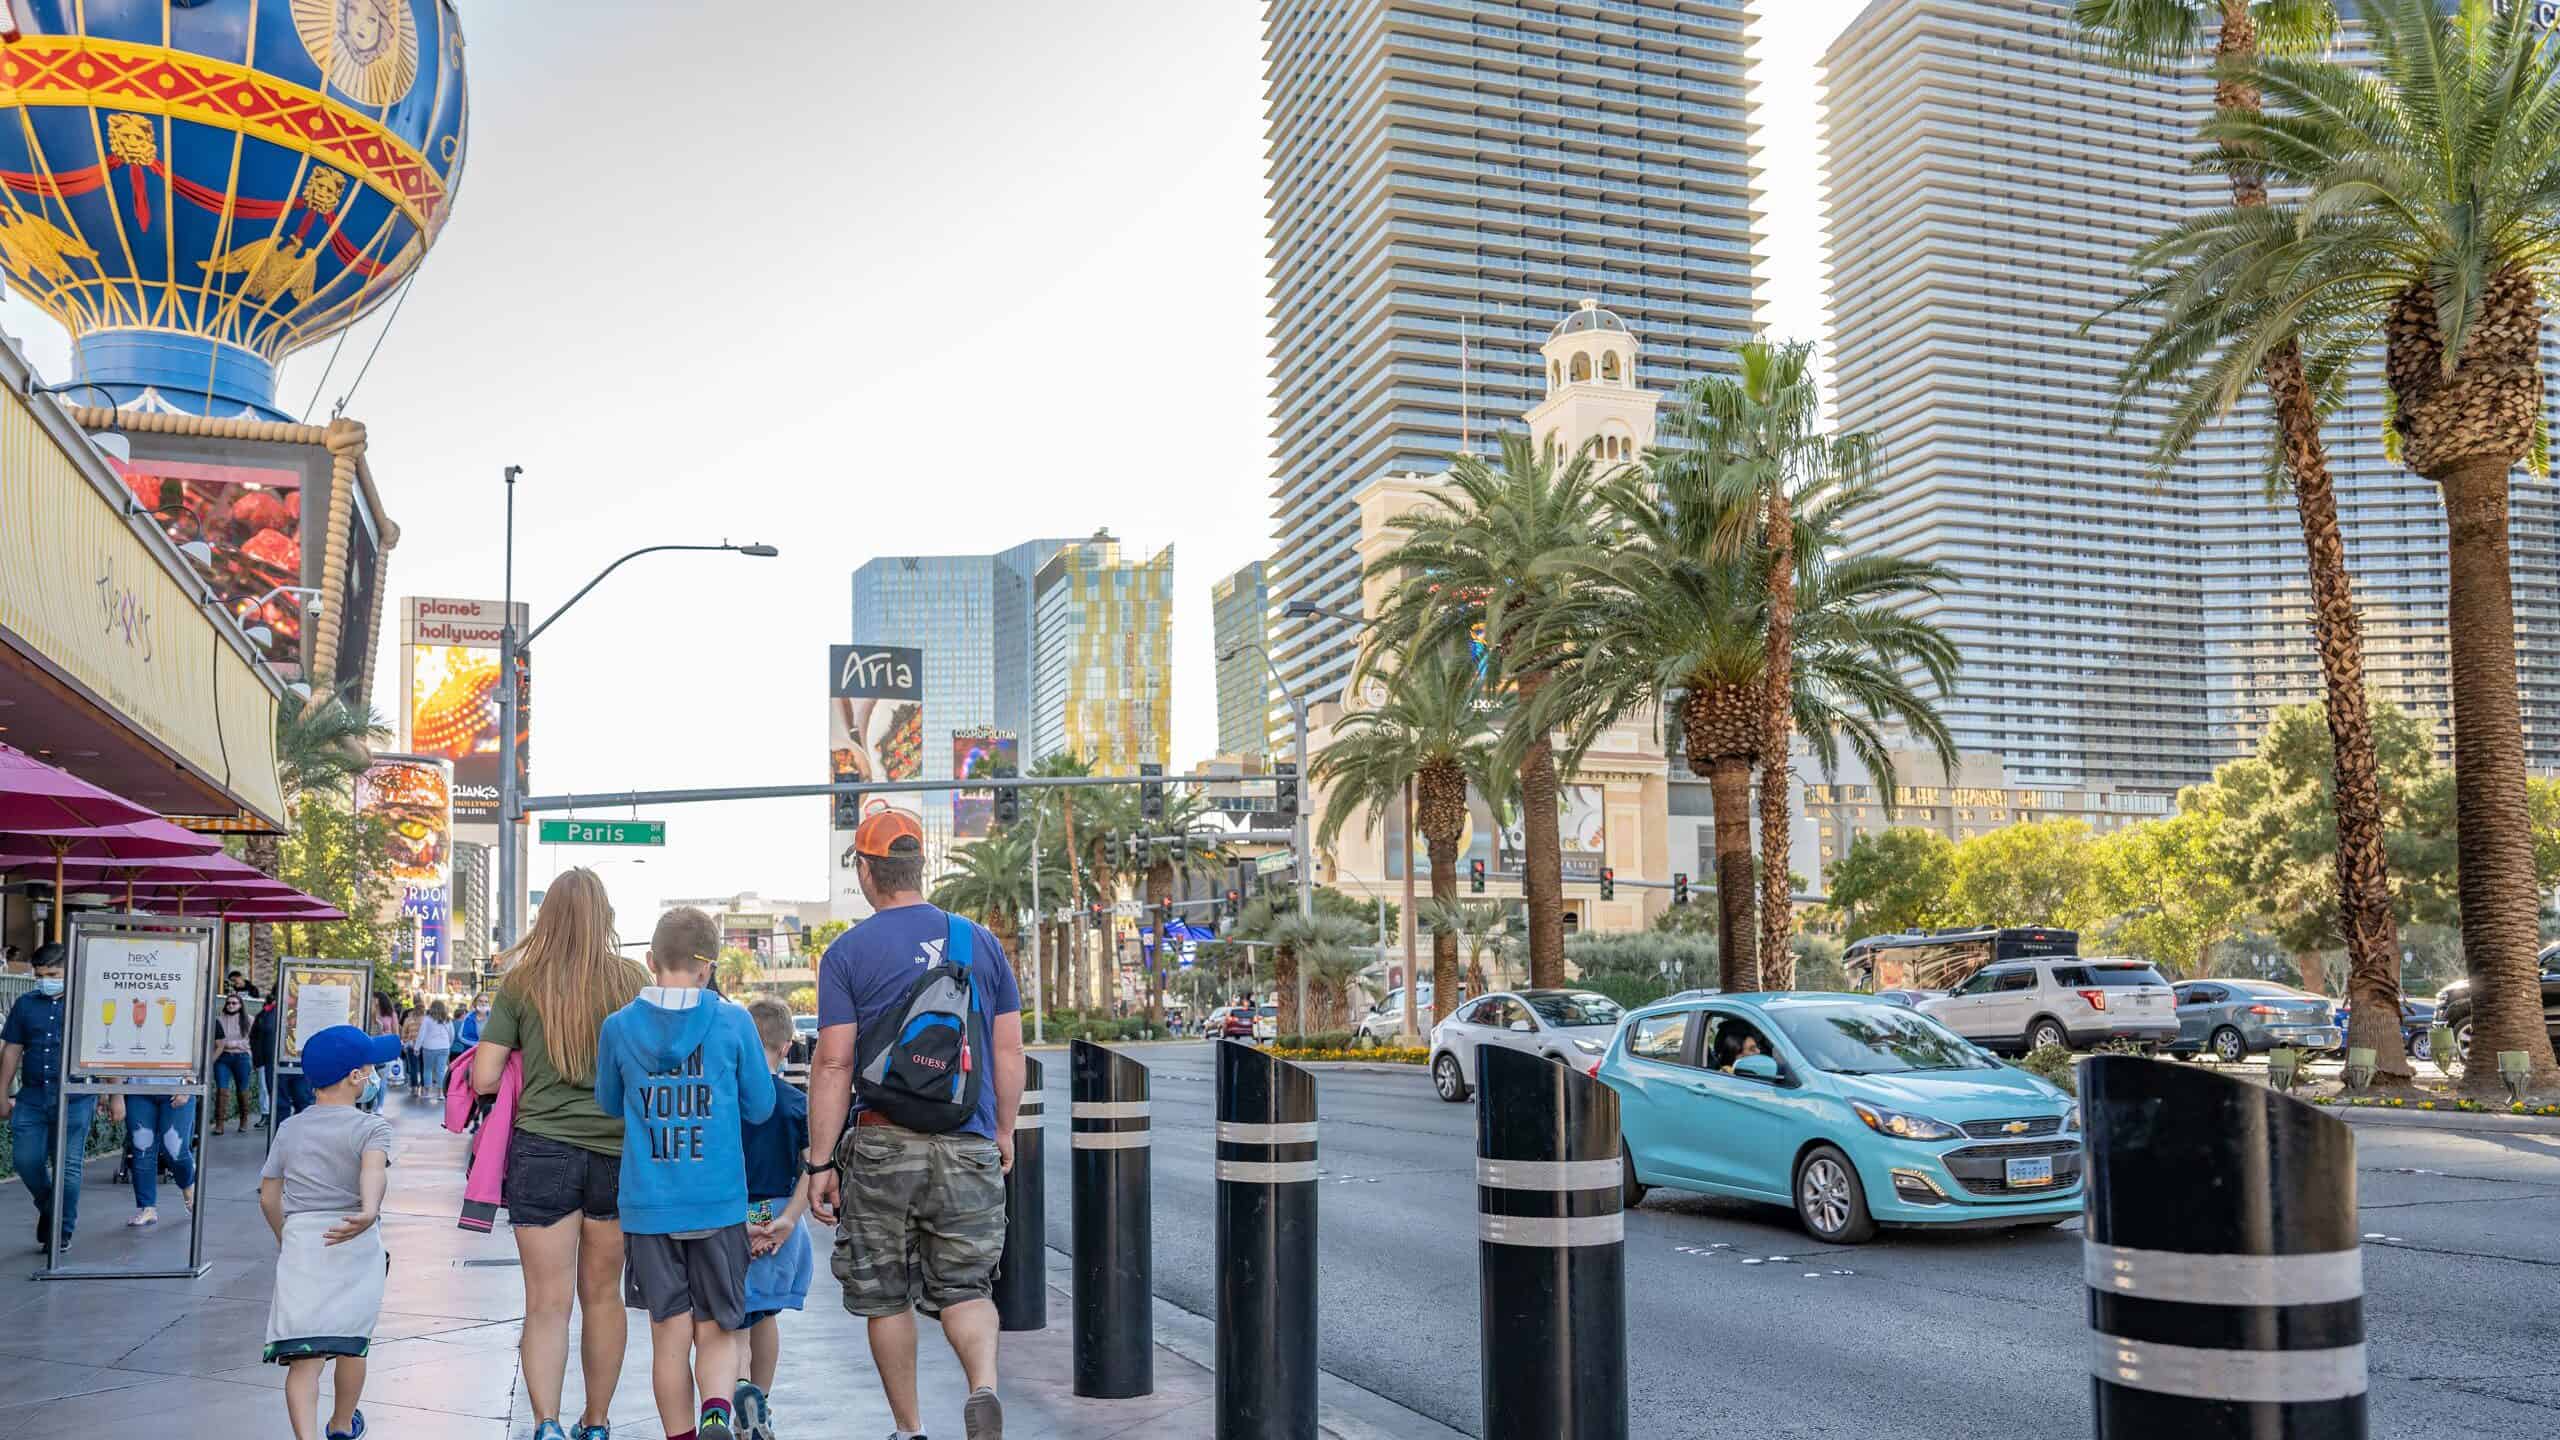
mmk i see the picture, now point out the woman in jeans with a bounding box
[472,868,643,1440]
[416,1000,453,1099]
[400,1005,424,1093]
[209,994,256,1134]
[113,1078,195,1226]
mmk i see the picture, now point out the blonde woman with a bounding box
[472,869,645,1440]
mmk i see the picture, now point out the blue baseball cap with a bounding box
[303,1025,402,1090]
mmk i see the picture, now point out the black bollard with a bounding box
[1215,1040,1319,1439]
[2084,1055,2365,1439]
[1475,1045,1626,1440]
[1071,1038,1152,1398]
[994,1053,1047,1332]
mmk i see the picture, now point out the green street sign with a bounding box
[538,819,666,847]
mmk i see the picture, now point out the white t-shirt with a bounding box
[418,1017,453,1051]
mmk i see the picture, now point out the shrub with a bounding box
[1277,1031,1357,1052]
[2015,1042,2078,1096]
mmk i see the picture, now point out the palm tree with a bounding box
[714,948,763,995]
[1285,913,1372,1033]
[1025,752,1105,1012]
[1657,340,1888,977]
[1366,431,1607,989]
[2081,1,2410,1083]
[1316,640,1509,1025]
[1430,897,1514,997]
[1557,454,1958,992]
[249,685,383,987]
[931,823,1067,983]
[1138,789,1232,1026]
[2119,0,2560,1089]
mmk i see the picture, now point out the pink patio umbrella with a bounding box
[0,818,224,939]
[0,744,154,830]
[0,850,271,911]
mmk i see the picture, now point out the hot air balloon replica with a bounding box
[0,0,468,417]
[0,0,470,701]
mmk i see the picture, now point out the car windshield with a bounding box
[1769,1004,1998,1075]
[1258,1005,1277,1018]
[1523,992,1624,1028]
[2084,963,2169,987]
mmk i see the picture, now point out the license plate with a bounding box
[2285,1028,2340,1047]
[2006,1155,2055,1188]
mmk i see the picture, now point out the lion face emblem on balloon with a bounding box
[293,0,420,106]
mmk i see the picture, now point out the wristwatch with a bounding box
[802,1154,837,1176]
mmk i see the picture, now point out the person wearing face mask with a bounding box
[0,945,94,1250]
[213,992,259,1135]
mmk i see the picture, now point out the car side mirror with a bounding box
[1733,1054,1782,1082]
[1509,1019,1532,1033]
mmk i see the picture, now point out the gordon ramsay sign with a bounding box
[829,645,924,911]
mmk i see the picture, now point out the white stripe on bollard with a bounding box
[1216,1120,1318,1145]
[1476,1156,1622,1191]
[1216,1159,1320,1183]
[2083,1242,2363,1306]
[1072,1130,1152,1150]
[1073,1101,1151,1119]
[2089,1334,2368,1404]
[1478,1212,1625,1248]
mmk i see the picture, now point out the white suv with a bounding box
[1918,957,2178,1054]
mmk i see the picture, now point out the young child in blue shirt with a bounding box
[731,995,813,1440]
[594,908,777,1440]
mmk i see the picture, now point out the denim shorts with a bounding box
[502,1130,620,1228]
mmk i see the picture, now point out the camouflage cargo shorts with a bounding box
[830,1120,1008,1318]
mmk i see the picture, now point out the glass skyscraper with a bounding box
[1212,560,1270,758]
[1260,0,1760,732]
[1032,536,1175,775]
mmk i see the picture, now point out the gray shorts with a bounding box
[830,1121,1006,1318]
[624,1225,749,1330]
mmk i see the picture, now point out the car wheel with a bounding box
[2457,1022,2474,1064]
[1621,1143,1647,1210]
[2411,1030,2431,1062]
[2211,1026,2247,1065]
[2027,1018,2068,1053]
[1432,1052,1471,1103]
[1794,1144,1876,1245]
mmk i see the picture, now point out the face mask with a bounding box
[34,978,62,997]
[356,1070,382,1109]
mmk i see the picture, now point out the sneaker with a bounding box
[324,1412,365,1440]
[698,1406,735,1440]
[126,1208,157,1227]
[964,1387,1003,1440]
[573,1426,610,1440]
[732,1383,770,1440]
[532,1421,570,1440]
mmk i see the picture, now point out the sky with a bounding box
[1,0,1865,931]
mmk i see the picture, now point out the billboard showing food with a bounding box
[829,645,924,914]
[116,458,306,669]
[951,729,1019,838]
[401,598,529,835]
[357,755,453,971]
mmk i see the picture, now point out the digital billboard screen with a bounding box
[116,457,307,669]
[402,598,528,834]
[951,730,1018,838]
[357,754,454,970]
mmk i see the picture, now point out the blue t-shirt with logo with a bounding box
[817,904,1021,1140]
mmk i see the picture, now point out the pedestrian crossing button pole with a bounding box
[1215,1039,1319,1439]
[2084,1055,2365,1438]
[1476,1045,1627,1440]
[1071,1039,1153,1398]
[994,1053,1047,1332]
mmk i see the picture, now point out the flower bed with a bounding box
[1268,1046,1430,1066]
[2309,1095,2560,1116]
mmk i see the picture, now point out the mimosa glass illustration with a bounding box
[159,997,177,1053]
[100,998,120,1053]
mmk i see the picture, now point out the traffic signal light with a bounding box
[1155,900,1173,931]
[1672,872,1690,907]
[1224,888,1241,920]
[1469,857,1486,894]
[1599,866,1614,901]
[994,785,1019,828]
[1089,901,1108,928]
[1275,760,1299,818]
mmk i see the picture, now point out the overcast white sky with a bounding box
[2,0,1865,930]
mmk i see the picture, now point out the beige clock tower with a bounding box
[1524,299,1661,463]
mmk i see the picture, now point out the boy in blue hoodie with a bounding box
[595,908,777,1440]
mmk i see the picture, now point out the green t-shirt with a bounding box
[483,989,624,1156]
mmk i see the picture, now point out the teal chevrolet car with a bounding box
[1597,993,2083,1244]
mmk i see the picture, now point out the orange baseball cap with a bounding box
[853,808,925,858]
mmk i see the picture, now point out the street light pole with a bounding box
[493,465,778,948]
[1281,599,1415,1042]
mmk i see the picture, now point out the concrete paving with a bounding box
[0,1090,1436,1440]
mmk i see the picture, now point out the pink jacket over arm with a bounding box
[446,1046,520,1233]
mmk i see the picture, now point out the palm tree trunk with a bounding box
[1060,796,1084,1014]
[2437,453,2560,1092]
[245,834,282,988]
[1514,672,1566,989]
[1708,759,1757,991]
[2264,344,2409,1080]
[1758,483,1797,986]
[1274,943,1300,1034]
[1426,834,1460,1026]
[1145,866,1171,1029]
[1092,865,1116,1016]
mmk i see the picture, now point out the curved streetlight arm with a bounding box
[525,542,774,647]
[1219,642,1307,724]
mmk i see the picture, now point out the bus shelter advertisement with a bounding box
[829,644,923,916]
[357,755,453,973]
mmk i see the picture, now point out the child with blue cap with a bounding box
[261,1023,401,1440]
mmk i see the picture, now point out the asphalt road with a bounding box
[1032,1041,2560,1439]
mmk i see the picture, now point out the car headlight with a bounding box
[2064,1104,2081,1134]
[1850,1100,1963,1142]
[1571,1037,1605,1055]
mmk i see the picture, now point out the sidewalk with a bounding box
[0,1091,1453,1439]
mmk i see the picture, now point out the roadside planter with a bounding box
[2430,1024,2459,1079]
[2267,1047,2302,1092]
[2342,1047,2377,1092]
[2500,1051,2532,1104]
